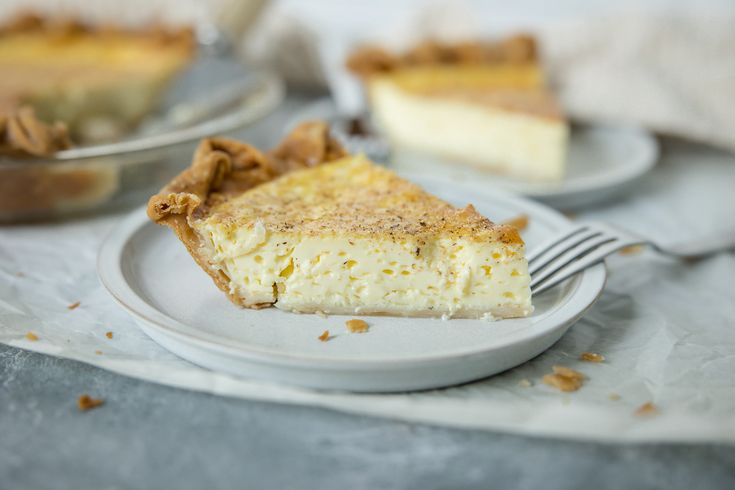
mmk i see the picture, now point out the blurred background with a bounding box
[2,0,733,146]
[1,0,734,221]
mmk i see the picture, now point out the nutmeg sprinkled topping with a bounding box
[204,157,523,246]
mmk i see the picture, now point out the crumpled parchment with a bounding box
[1,140,734,443]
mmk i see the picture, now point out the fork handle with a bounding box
[661,229,735,258]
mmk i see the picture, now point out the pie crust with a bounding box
[0,106,71,157]
[0,11,194,44]
[147,121,347,305]
[346,35,538,77]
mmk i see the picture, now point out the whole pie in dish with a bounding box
[0,105,120,221]
[0,12,195,142]
[148,122,532,319]
[347,35,569,181]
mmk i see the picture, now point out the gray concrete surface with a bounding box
[1,344,734,490]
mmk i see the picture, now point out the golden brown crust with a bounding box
[0,12,44,33]
[147,138,274,222]
[345,319,369,333]
[0,106,72,157]
[148,121,346,223]
[268,121,348,173]
[77,394,104,411]
[346,45,401,77]
[0,11,195,49]
[542,365,586,392]
[502,214,529,231]
[347,35,537,78]
[579,352,605,363]
[147,121,347,306]
[634,402,659,417]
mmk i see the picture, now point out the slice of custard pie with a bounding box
[148,122,532,319]
[347,35,568,182]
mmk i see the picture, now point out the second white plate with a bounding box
[292,99,659,210]
[98,179,606,392]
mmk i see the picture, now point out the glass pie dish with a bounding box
[0,53,284,223]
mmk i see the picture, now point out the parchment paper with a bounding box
[2,140,734,443]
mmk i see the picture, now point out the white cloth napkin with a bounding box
[541,11,735,152]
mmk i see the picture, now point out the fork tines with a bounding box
[529,223,645,296]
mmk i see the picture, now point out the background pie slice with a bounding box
[347,35,569,182]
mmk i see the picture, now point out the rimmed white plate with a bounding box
[98,179,606,392]
[291,99,659,210]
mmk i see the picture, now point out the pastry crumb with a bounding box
[634,402,659,417]
[542,365,585,392]
[105,331,113,339]
[518,378,533,388]
[318,330,330,342]
[619,245,644,256]
[315,310,328,319]
[480,312,497,322]
[608,393,621,401]
[16,272,25,277]
[580,352,605,363]
[345,319,369,333]
[502,214,529,231]
[67,301,81,310]
[77,394,104,411]
[25,332,39,341]
[94,350,103,355]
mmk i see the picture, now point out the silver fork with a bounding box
[529,222,735,296]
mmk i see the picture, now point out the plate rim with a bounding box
[98,184,606,371]
[504,124,659,198]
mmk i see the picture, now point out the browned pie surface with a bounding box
[346,35,538,77]
[203,155,522,245]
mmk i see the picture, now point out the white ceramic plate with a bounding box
[292,99,659,210]
[98,179,606,392]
